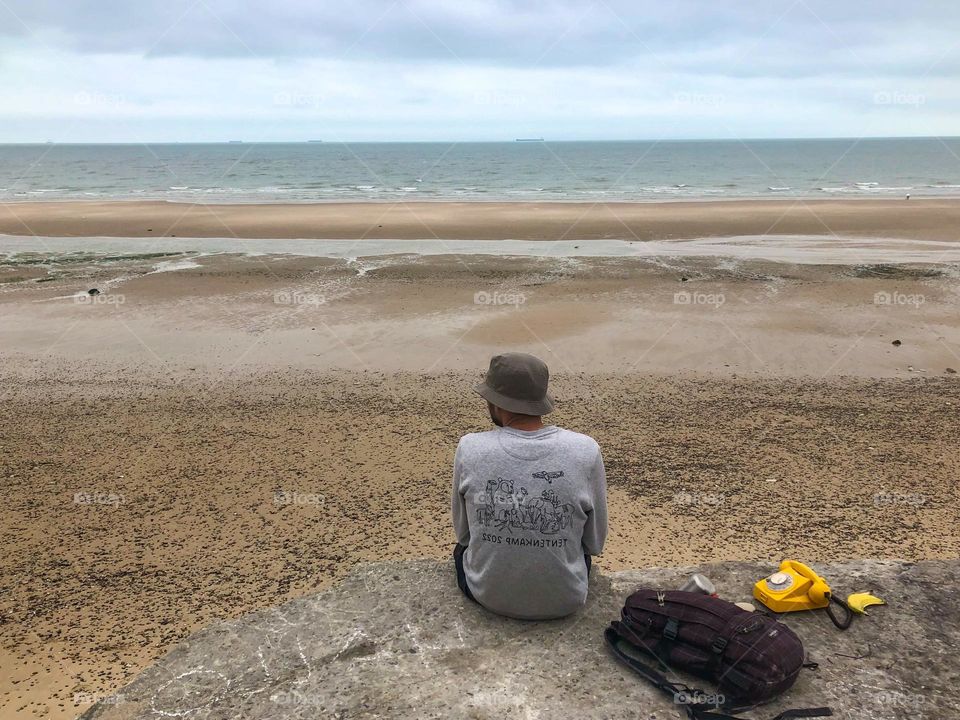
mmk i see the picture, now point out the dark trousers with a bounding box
[453,543,478,603]
[453,543,592,603]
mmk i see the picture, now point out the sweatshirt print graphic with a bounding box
[476,477,573,535]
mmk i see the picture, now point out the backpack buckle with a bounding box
[711,637,728,654]
[663,618,679,641]
[656,591,666,606]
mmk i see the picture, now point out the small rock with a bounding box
[946,368,957,374]
[891,340,902,346]
[681,277,689,282]
[87,288,100,296]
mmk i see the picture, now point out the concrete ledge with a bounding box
[82,560,958,719]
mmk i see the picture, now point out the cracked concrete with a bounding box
[81,560,958,719]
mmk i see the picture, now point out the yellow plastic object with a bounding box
[846,592,885,615]
[753,560,832,613]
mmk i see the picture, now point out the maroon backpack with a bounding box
[605,588,832,720]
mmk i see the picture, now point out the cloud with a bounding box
[1,0,957,71]
[0,0,957,141]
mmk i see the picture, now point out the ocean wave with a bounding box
[820,185,914,194]
[151,257,202,273]
[4,177,956,204]
[640,185,727,195]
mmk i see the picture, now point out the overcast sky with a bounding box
[1,0,958,142]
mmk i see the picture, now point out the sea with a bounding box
[1,137,959,203]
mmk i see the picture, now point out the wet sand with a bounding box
[2,228,960,718]
[2,250,959,378]
[3,197,960,241]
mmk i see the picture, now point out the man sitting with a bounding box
[451,352,608,619]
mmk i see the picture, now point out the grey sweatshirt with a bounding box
[451,425,608,620]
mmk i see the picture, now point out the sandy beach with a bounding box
[2,199,960,718]
[6,0,960,713]
[3,197,960,241]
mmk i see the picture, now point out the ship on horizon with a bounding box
[515,137,544,142]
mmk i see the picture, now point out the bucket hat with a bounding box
[473,352,554,415]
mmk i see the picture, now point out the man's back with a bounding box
[451,425,608,619]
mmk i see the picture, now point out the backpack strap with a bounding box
[605,626,834,720]
[605,626,680,693]
[605,627,741,719]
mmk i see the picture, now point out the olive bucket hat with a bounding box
[473,352,554,415]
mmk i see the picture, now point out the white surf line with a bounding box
[2,234,960,265]
[31,274,132,302]
[150,256,204,273]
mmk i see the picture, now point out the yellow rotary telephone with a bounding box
[754,560,854,629]
[754,560,831,612]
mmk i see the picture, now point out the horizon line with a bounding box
[2,135,959,146]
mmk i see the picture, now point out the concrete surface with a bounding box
[81,559,958,719]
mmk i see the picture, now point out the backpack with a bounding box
[605,588,832,720]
